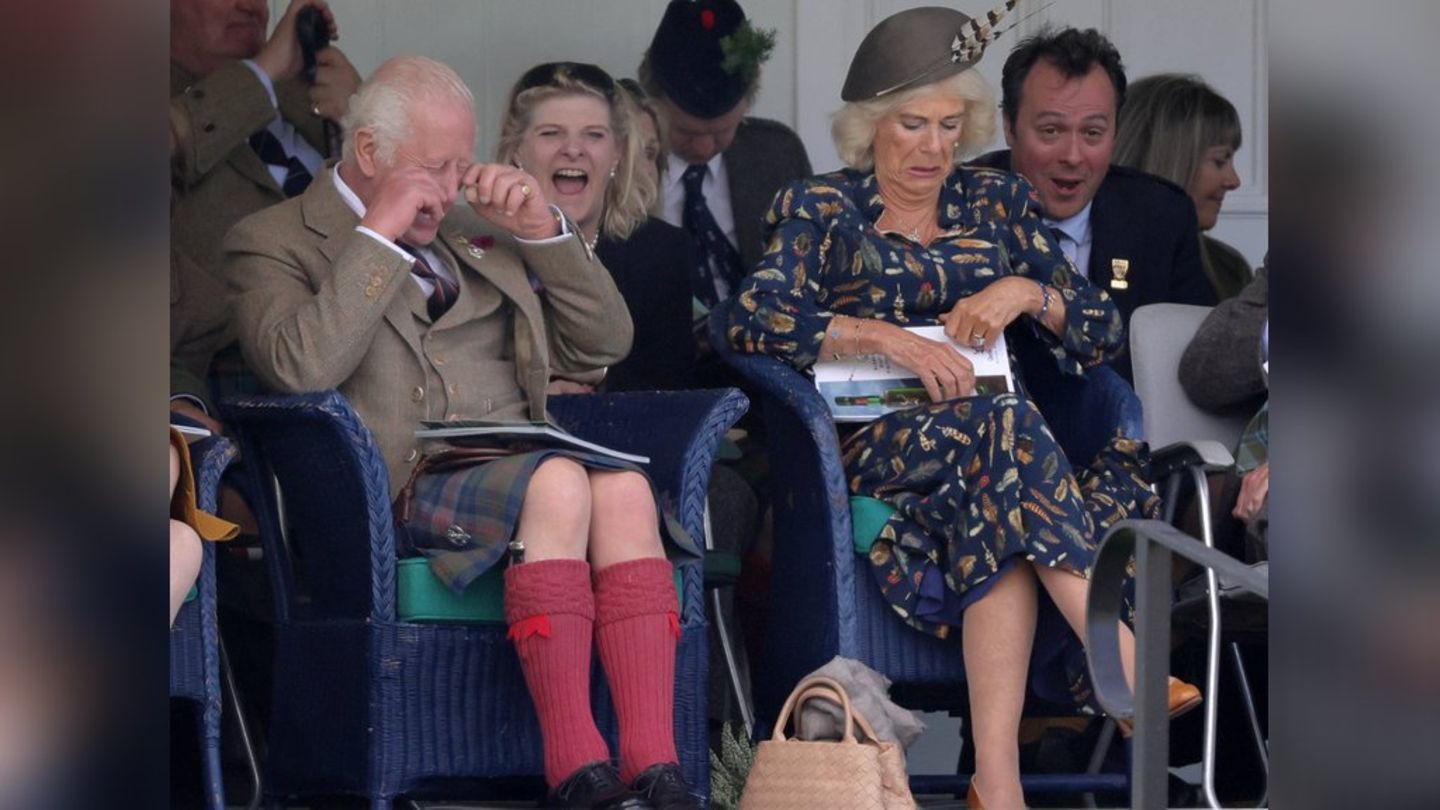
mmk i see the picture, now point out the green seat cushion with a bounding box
[398,557,687,624]
[850,495,896,555]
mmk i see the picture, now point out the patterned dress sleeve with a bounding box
[1003,175,1123,372]
[725,178,840,370]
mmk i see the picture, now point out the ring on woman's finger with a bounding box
[519,183,532,198]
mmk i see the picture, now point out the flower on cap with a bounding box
[701,9,715,29]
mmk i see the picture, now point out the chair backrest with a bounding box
[1129,303,1248,450]
[223,391,399,623]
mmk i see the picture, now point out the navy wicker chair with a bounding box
[169,434,238,810]
[221,388,748,809]
[709,298,1139,799]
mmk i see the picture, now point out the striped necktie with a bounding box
[248,128,313,198]
[398,242,458,321]
[680,163,744,307]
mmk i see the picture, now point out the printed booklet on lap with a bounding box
[415,421,649,465]
[813,325,1015,422]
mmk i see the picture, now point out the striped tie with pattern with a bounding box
[680,163,744,307]
[398,242,459,321]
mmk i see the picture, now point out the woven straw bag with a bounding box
[739,676,916,809]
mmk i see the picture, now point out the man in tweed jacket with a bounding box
[226,56,702,809]
[170,0,362,405]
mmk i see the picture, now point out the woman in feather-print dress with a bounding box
[724,7,1195,806]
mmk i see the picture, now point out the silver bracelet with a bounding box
[1036,281,1052,320]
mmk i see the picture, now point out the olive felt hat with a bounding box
[841,2,1017,102]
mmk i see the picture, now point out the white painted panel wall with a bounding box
[274,0,1266,265]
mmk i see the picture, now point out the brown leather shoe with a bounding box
[1116,676,1203,737]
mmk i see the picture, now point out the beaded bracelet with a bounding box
[1035,281,1052,321]
[828,321,845,361]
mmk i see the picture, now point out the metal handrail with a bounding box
[1085,519,1269,809]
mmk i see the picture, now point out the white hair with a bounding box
[831,69,996,171]
[341,56,475,164]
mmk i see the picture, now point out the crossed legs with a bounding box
[963,560,1142,809]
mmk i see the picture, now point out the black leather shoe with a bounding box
[547,761,653,809]
[632,763,701,810]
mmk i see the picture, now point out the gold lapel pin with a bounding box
[1110,258,1130,291]
[456,235,486,260]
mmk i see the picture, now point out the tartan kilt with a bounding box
[399,447,696,593]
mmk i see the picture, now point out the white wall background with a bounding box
[285,0,1266,267]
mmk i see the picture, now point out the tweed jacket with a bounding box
[224,170,633,495]
[971,151,1214,380]
[170,61,329,275]
[1179,263,1268,416]
[721,116,813,274]
[170,245,230,406]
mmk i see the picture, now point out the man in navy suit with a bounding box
[971,27,1213,381]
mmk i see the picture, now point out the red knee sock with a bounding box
[504,559,610,789]
[593,557,682,783]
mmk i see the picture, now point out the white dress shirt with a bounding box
[332,166,456,294]
[241,60,326,186]
[333,165,572,295]
[661,152,737,250]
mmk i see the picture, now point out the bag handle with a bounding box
[790,684,885,745]
[770,675,860,743]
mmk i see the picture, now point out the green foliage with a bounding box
[720,21,777,87]
[708,721,758,810]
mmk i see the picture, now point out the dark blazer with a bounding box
[597,217,698,392]
[722,116,813,275]
[971,150,1214,380]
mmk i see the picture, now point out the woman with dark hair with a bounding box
[1115,73,1251,300]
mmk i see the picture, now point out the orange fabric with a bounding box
[169,428,239,541]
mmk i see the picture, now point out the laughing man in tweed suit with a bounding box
[225,56,702,810]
